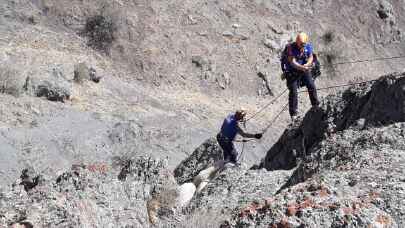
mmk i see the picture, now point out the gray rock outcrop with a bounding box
[74,63,101,83]
[174,137,223,185]
[26,67,72,102]
[188,166,293,227]
[0,156,173,227]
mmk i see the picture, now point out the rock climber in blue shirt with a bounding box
[217,109,263,164]
[285,32,320,121]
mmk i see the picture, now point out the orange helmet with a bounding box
[296,32,309,45]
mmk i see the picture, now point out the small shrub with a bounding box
[319,51,339,79]
[0,67,22,96]
[322,31,335,44]
[83,14,117,53]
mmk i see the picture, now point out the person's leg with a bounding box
[228,144,238,164]
[301,71,319,106]
[217,134,236,163]
[286,74,299,117]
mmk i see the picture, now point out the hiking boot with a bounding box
[290,115,302,127]
[291,114,300,122]
[224,161,243,169]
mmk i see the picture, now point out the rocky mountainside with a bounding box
[2,73,403,228]
[1,1,405,186]
[221,73,405,227]
[1,0,405,227]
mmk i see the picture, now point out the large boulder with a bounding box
[74,62,101,83]
[174,137,223,184]
[187,167,292,227]
[25,67,72,102]
[176,183,197,207]
[0,66,25,97]
[193,160,226,193]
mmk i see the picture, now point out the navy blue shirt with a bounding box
[220,114,238,141]
[286,42,313,71]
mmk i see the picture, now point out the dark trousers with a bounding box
[286,71,319,117]
[216,134,237,163]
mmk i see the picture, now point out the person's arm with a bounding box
[287,44,312,71]
[236,123,262,139]
[236,123,255,138]
[288,56,309,72]
[287,45,310,72]
[303,53,313,67]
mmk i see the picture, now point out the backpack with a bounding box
[280,43,321,81]
[280,44,291,76]
[311,53,321,80]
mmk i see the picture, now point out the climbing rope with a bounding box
[261,102,289,134]
[235,55,404,161]
[324,55,405,67]
[235,138,257,163]
[299,78,378,93]
[246,54,405,123]
[237,121,250,163]
[237,103,289,162]
[247,75,397,123]
[246,75,400,133]
[238,139,246,163]
[244,88,288,122]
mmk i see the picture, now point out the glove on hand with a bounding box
[254,133,263,139]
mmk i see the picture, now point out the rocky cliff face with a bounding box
[221,73,405,227]
[262,72,405,172]
[1,0,405,227]
[1,0,404,183]
[174,137,223,185]
[1,75,404,228]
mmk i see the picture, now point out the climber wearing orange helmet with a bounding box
[284,32,320,120]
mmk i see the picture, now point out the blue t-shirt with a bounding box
[286,42,313,71]
[220,114,238,141]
